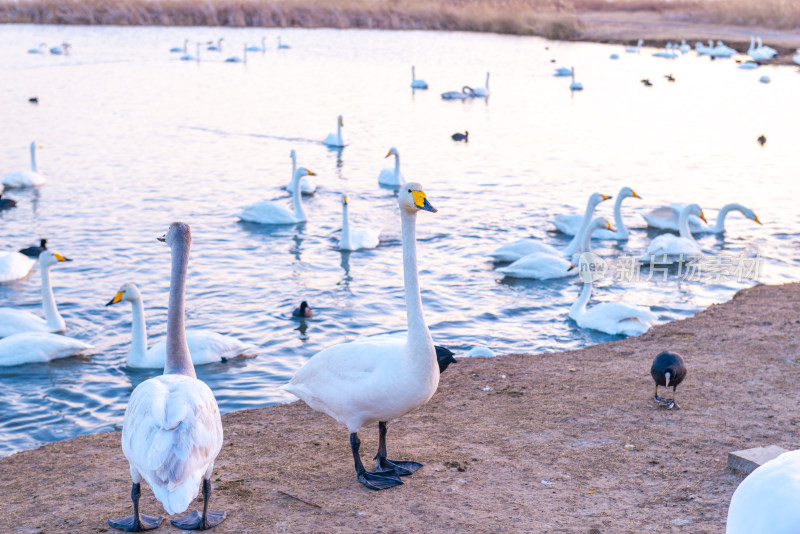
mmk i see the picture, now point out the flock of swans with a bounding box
[166,35,289,64]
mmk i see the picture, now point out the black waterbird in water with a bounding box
[19,238,47,257]
[451,131,468,142]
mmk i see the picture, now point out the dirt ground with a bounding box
[1,282,799,533]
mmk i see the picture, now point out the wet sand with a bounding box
[1,282,799,533]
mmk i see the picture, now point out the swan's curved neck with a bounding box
[612,195,628,239]
[341,203,351,250]
[678,207,698,242]
[30,144,37,173]
[400,209,433,356]
[563,199,596,256]
[570,281,592,320]
[165,238,195,378]
[713,203,745,232]
[127,296,149,366]
[40,264,64,332]
[579,223,597,253]
[291,173,305,220]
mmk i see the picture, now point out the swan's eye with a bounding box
[407,189,412,193]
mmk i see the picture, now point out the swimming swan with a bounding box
[278,36,290,49]
[472,72,490,97]
[323,115,344,147]
[0,331,92,366]
[0,251,36,283]
[169,39,188,53]
[638,203,706,262]
[726,449,800,534]
[550,192,612,236]
[246,37,266,53]
[378,147,405,187]
[587,187,641,240]
[2,142,45,188]
[339,194,380,251]
[179,42,200,62]
[281,183,439,491]
[441,87,474,100]
[237,167,316,224]
[106,282,255,368]
[625,39,643,53]
[0,251,71,337]
[108,222,226,531]
[569,68,583,91]
[641,202,759,234]
[285,149,316,195]
[410,66,428,89]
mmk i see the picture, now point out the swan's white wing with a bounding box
[2,171,45,188]
[577,302,656,336]
[0,252,35,283]
[590,228,624,240]
[0,332,93,366]
[0,308,49,337]
[550,214,584,235]
[238,200,297,224]
[345,227,380,251]
[288,176,316,195]
[323,133,343,147]
[122,374,223,515]
[641,205,681,230]
[139,329,255,369]
[644,234,701,257]
[489,238,561,262]
[378,168,404,186]
[497,253,572,280]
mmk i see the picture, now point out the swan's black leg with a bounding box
[170,479,226,530]
[351,432,402,490]
[374,421,423,476]
[108,482,162,532]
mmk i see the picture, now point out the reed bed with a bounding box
[0,0,798,35]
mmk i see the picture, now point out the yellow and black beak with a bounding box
[412,190,437,213]
[601,194,612,201]
[568,261,575,271]
[53,253,72,262]
[157,234,166,242]
[699,210,707,223]
[385,150,393,158]
[607,222,615,231]
[339,117,343,126]
[753,214,762,225]
[106,291,123,306]
[342,195,348,205]
[307,169,316,176]
[632,191,642,199]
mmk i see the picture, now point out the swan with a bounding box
[794,49,800,66]
[755,37,777,59]
[679,40,690,53]
[695,40,714,55]
[491,192,611,263]
[0,251,36,283]
[19,238,47,258]
[726,449,800,533]
[246,37,266,52]
[278,36,290,49]
[285,149,316,195]
[641,202,759,234]
[738,61,759,69]
[441,87,474,100]
[638,203,706,262]
[410,66,428,89]
[472,72,490,97]
[625,39,643,53]
[339,194,380,251]
[569,68,583,91]
[108,222,226,531]
[554,67,573,77]
[0,193,16,210]
[0,251,71,337]
[106,282,256,368]
[238,167,316,225]
[497,217,612,280]
[169,39,188,53]
[323,115,344,147]
[281,183,439,490]
[710,40,737,58]
[569,256,658,337]
[550,192,612,235]
[207,38,223,51]
[2,142,45,188]
[27,43,46,54]
[0,331,92,366]
[588,187,642,240]
[49,43,70,55]
[759,75,770,84]
[224,44,247,63]
[653,43,678,59]
[378,147,405,187]
[180,42,200,62]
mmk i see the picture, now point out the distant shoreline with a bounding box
[2,0,799,63]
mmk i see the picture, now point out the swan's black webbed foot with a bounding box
[375,456,423,476]
[357,468,403,490]
[170,510,227,530]
[108,483,162,532]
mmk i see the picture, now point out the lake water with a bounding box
[1,24,798,457]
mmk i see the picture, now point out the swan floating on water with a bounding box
[554,67,573,77]
[207,38,223,51]
[641,202,759,234]
[625,39,643,53]
[710,41,737,58]
[224,44,247,63]
[0,251,35,283]
[569,68,583,91]
[169,39,188,53]
[3,142,45,188]
[278,36,290,49]
[281,183,439,491]
[410,66,428,89]
[0,251,71,337]
[558,187,640,240]
[108,222,226,531]
[550,192,612,236]
[238,167,316,224]
[339,194,380,251]
[0,332,93,367]
[472,72,490,97]
[679,40,690,53]
[378,147,405,187]
[246,37,266,53]
[27,42,46,54]
[323,115,344,147]
[638,203,706,263]
[441,86,474,100]
[695,40,714,56]
[106,282,256,368]
[285,149,316,195]
[180,42,201,62]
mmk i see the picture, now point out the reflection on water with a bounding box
[1,24,799,456]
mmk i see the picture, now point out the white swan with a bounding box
[569,68,583,91]
[246,37,266,53]
[323,115,344,147]
[281,183,439,491]
[588,187,641,240]
[169,39,188,53]
[710,40,737,58]
[28,42,46,54]
[441,86,474,100]
[207,38,222,51]
[285,149,316,195]
[108,222,226,531]
[497,217,612,280]
[238,167,316,224]
[569,258,658,336]
[653,43,677,58]
[0,251,36,283]
[638,203,706,262]
[278,36,290,49]
[472,72,490,97]
[0,251,71,337]
[755,37,777,59]
[726,449,800,534]
[625,39,643,53]
[378,147,405,187]
[0,332,92,366]
[554,67,572,77]
[679,40,690,53]
[695,40,714,55]
[106,282,255,368]
[410,66,428,89]
[339,194,380,251]
[641,202,759,234]
[491,192,611,263]
[2,142,45,188]
[224,44,247,63]
[180,42,200,62]
[550,192,612,235]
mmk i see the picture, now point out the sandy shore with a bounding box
[1,282,799,532]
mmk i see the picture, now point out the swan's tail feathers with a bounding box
[151,470,205,515]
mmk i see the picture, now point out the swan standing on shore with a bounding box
[0,251,71,337]
[2,142,45,188]
[638,204,706,262]
[323,115,344,147]
[108,222,226,531]
[281,184,439,490]
[0,251,35,283]
[238,167,316,224]
[410,66,428,89]
[472,72,490,97]
[285,149,316,195]
[641,202,759,234]
[378,147,405,187]
[339,194,380,251]
[106,282,255,368]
